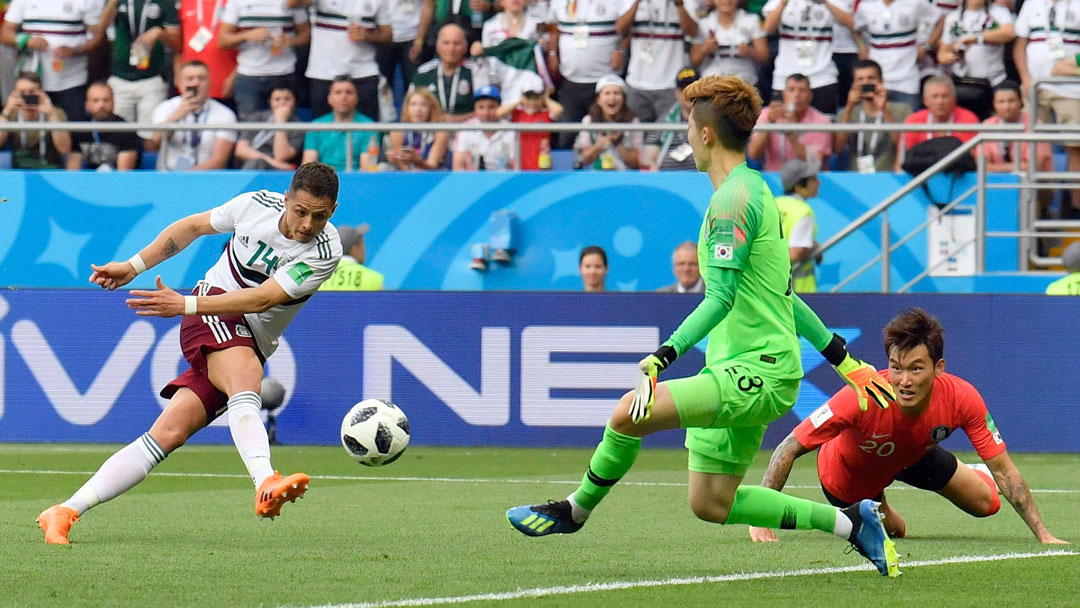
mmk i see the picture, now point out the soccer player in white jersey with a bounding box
[36,162,344,545]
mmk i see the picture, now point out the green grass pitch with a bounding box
[2,444,1078,607]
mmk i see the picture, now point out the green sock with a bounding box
[724,486,837,533]
[571,424,642,512]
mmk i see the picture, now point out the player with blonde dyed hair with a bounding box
[508,76,901,577]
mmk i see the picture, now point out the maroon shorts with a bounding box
[159,286,264,422]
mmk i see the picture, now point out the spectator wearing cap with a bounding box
[387,86,451,170]
[642,67,698,171]
[1046,242,1080,296]
[776,158,820,293]
[616,0,699,123]
[574,74,641,170]
[747,73,832,171]
[321,224,385,291]
[497,79,563,170]
[546,0,625,149]
[302,76,379,172]
[689,0,769,86]
[412,23,480,121]
[453,84,518,170]
[657,241,703,293]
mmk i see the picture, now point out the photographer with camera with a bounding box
[67,81,140,171]
[147,59,237,171]
[835,59,910,173]
[0,71,71,169]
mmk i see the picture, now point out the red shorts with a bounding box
[159,286,264,422]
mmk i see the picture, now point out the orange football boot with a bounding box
[37,505,79,544]
[255,471,309,519]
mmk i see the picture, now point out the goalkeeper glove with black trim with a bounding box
[629,345,678,423]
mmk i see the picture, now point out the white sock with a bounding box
[227,390,274,488]
[834,508,854,540]
[61,433,166,516]
[567,493,590,524]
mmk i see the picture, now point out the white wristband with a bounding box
[184,295,198,315]
[129,254,147,274]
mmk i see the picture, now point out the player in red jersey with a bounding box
[749,308,1066,544]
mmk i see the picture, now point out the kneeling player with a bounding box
[749,308,1067,544]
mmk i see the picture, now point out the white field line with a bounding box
[0,468,1078,494]
[296,550,1079,608]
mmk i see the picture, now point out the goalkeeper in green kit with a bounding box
[507,75,901,578]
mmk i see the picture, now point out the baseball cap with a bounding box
[780,159,818,193]
[675,67,700,89]
[521,73,545,96]
[474,84,502,104]
[338,223,370,253]
[1063,242,1080,271]
[594,74,626,95]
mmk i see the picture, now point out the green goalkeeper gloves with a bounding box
[629,345,678,423]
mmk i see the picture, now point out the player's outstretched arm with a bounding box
[791,294,895,411]
[986,451,1069,544]
[748,432,813,542]
[89,211,218,290]
[127,275,294,318]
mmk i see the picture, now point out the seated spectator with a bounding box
[656,241,703,293]
[302,76,378,172]
[690,0,769,86]
[747,73,832,171]
[412,24,479,121]
[320,224,385,291]
[898,75,979,165]
[763,0,852,116]
[579,245,608,292]
[574,75,642,171]
[0,72,71,169]
[471,0,542,56]
[234,85,305,170]
[643,67,698,172]
[854,0,942,112]
[67,81,139,171]
[388,87,452,171]
[148,60,237,170]
[980,81,1051,173]
[777,159,820,293]
[497,80,562,170]
[835,59,911,173]
[452,84,517,170]
[936,0,1014,120]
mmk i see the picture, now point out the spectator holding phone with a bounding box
[747,72,832,170]
[148,59,237,170]
[0,71,72,169]
[835,59,910,172]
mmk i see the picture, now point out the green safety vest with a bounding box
[320,261,384,291]
[775,194,817,293]
[1045,273,1080,295]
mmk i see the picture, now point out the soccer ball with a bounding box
[340,399,410,466]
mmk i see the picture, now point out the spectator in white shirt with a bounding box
[377,0,424,107]
[574,74,642,170]
[218,0,310,119]
[854,0,943,112]
[690,0,769,85]
[452,83,518,170]
[616,0,699,122]
[763,0,853,116]
[937,0,1014,120]
[148,60,238,170]
[472,0,543,56]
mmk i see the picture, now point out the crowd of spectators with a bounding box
[1,0,1079,207]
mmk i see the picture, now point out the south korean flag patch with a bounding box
[714,245,732,260]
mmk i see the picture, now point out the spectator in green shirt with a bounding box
[302,76,378,172]
[1046,243,1080,296]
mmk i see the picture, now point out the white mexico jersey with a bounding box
[307,0,390,80]
[695,10,765,85]
[623,0,690,90]
[765,0,843,90]
[204,190,342,358]
[1015,0,1080,99]
[855,0,940,95]
[5,0,102,92]
[940,4,1012,85]
[221,0,308,76]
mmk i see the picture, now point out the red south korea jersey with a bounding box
[793,371,1006,503]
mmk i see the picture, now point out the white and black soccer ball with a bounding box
[340,399,410,466]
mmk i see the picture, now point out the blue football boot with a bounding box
[845,499,901,577]
[507,500,583,537]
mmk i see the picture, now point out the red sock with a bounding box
[973,469,1001,515]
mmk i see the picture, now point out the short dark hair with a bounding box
[329,75,357,93]
[684,75,762,152]
[786,73,810,87]
[852,59,883,80]
[580,245,608,267]
[883,308,945,363]
[270,84,295,97]
[289,162,339,203]
[15,71,42,86]
[993,79,1022,98]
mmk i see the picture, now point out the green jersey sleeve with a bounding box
[791,294,833,351]
[704,182,763,271]
[662,266,740,356]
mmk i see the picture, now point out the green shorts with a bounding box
[666,360,800,477]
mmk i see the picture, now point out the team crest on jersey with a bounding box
[597,3,606,15]
[146,3,162,19]
[274,253,293,273]
[63,2,73,12]
[930,425,951,443]
[235,324,252,338]
[458,80,471,96]
[812,6,825,20]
